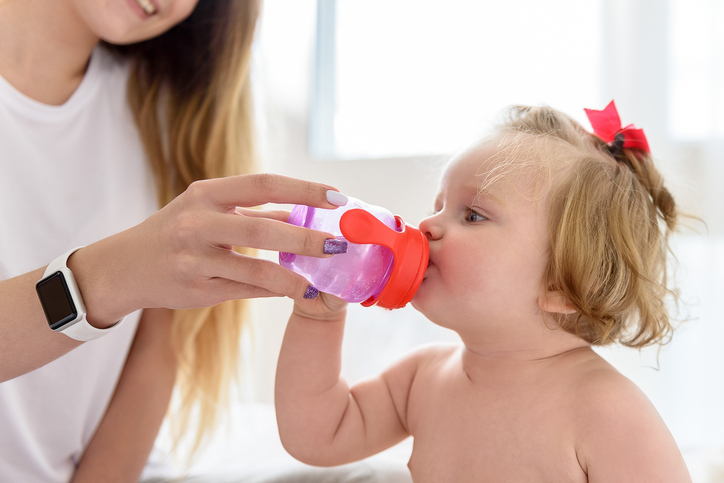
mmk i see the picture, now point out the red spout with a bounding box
[339,209,429,310]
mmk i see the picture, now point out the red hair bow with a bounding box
[584,100,650,153]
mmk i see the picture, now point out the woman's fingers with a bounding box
[113,174,347,313]
[234,207,292,223]
[194,173,347,209]
[207,212,338,257]
[207,279,285,301]
[209,252,316,301]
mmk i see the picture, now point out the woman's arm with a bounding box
[0,174,346,382]
[275,295,416,466]
[0,267,83,382]
[71,308,176,483]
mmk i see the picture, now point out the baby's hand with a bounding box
[293,291,348,322]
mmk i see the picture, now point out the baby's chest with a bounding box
[405,381,586,482]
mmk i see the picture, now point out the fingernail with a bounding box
[323,239,348,255]
[326,190,348,207]
[304,285,320,299]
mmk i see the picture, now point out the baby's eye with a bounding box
[465,208,487,222]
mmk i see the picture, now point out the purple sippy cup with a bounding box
[279,197,429,309]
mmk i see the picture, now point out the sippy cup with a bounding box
[279,197,429,309]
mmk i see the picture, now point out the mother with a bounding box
[0,1,348,481]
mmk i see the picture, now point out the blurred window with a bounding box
[310,0,603,159]
[669,0,724,140]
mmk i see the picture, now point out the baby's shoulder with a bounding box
[565,352,669,449]
[566,352,690,480]
[567,352,647,411]
[383,342,461,379]
[379,343,462,420]
[402,342,461,366]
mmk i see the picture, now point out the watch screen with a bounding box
[36,272,78,330]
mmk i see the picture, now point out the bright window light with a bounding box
[668,0,724,140]
[311,0,603,159]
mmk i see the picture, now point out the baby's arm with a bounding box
[72,308,176,483]
[275,295,417,466]
[576,371,691,482]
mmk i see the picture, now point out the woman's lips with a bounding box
[135,0,157,15]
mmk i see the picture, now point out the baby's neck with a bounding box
[457,331,591,383]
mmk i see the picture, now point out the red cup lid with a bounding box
[339,209,429,310]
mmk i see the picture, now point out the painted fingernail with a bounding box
[304,285,320,299]
[326,190,348,207]
[323,239,348,255]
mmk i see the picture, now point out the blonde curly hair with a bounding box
[490,104,679,348]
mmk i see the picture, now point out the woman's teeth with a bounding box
[136,0,157,15]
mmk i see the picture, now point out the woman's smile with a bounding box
[135,0,158,16]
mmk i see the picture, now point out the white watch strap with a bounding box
[43,247,126,342]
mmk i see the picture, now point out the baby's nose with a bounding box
[419,215,442,241]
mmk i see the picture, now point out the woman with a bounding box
[0,1,347,481]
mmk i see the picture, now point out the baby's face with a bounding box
[412,142,552,337]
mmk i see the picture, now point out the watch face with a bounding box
[36,272,78,330]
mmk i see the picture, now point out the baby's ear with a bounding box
[538,291,578,315]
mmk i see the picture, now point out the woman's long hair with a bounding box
[104,0,261,456]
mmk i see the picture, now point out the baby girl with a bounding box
[275,102,691,482]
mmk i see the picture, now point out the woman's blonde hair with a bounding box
[104,0,261,456]
[494,105,678,348]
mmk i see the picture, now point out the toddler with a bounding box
[275,102,692,482]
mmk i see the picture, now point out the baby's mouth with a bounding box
[423,258,434,278]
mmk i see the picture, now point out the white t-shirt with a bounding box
[0,47,159,482]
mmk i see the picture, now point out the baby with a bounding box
[275,103,692,482]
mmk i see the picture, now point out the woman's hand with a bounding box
[69,174,348,327]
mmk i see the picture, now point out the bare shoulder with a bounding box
[569,352,649,415]
[383,342,460,375]
[378,342,460,429]
[570,352,691,482]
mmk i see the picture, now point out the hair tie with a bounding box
[606,132,626,158]
[584,100,651,154]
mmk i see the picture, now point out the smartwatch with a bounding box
[36,247,125,341]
